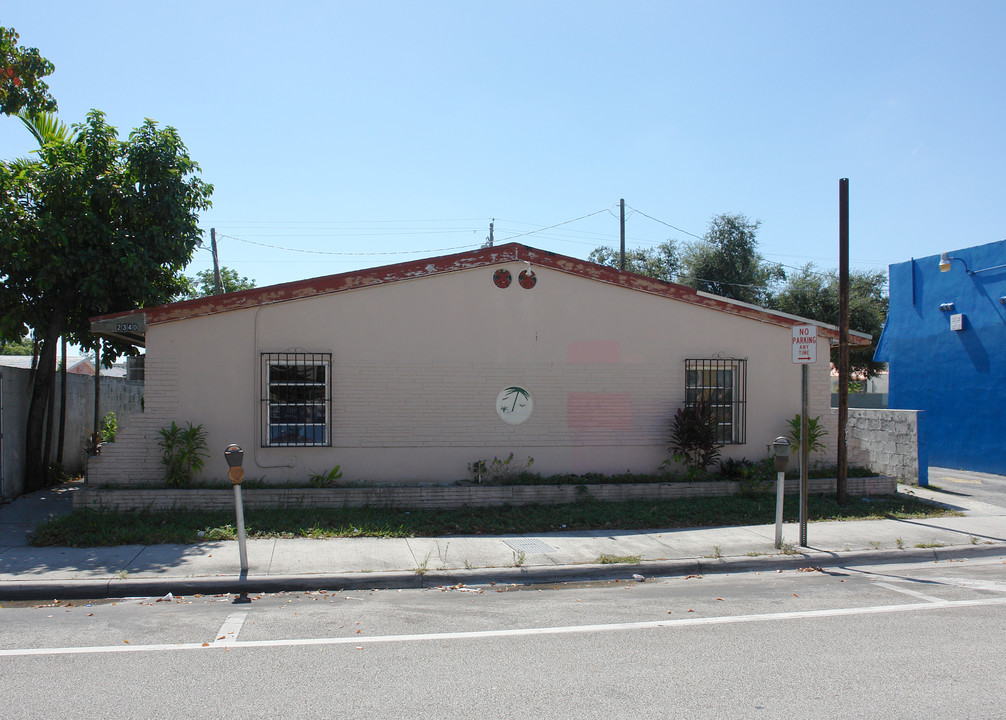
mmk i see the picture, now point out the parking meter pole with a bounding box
[800,365,809,547]
[224,445,248,574]
[233,483,248,572]
[775,469,785,548]
[771,437,790,550]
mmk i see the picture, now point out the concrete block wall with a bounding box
[847,409,924,484]
[74,475,897,511]
[0,366,144,499]
[86,358,176,486]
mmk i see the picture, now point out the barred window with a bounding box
[261,352,332,447]
[685,358,747,444]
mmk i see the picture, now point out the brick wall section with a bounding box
[74,476,896,511]
[847,409,922,483]
[86,358,178,486]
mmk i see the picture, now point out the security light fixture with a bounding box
[939,302,955,312]
[939,253,972,275]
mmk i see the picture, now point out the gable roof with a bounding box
[91,242,870,346]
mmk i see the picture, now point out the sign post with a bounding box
[791,326,817,547]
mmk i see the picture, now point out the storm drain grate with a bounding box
[503,538,556,555]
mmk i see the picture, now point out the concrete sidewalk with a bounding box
[2,482,1005,600]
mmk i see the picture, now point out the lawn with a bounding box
[30,493,958,547]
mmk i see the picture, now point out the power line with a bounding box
[624,205,705,241]
[217,234,480,257]
[495,205,617,243]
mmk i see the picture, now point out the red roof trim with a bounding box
[91,242,866,344]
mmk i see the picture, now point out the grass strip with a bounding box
[30,494,957,547]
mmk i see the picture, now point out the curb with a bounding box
[3,542,1004,602]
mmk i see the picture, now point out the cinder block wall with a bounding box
[86,358,176,486]
[1,366,144,499]
[847,408,924,484]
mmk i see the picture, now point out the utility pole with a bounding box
[211,228,223,295]
[837,179,850,504]
[619,198,626,271]
[93,341,102,439]
[488,219,494,248]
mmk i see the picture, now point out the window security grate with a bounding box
[685,358,747,444]
[261,352,332,447]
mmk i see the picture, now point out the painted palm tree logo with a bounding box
[496,386,533,425]
[500,386,530,415]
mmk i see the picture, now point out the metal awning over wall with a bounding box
[90,313,147,348]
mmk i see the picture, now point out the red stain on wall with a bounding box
[567,393,634,430]
[566,341,621,363]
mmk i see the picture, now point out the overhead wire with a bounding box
[217,233,480,257]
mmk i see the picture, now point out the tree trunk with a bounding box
[24,302,67,492]
[57,336,67,465]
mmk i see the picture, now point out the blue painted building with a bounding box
[874,239,1006,474]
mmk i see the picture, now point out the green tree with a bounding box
[588,240,680,282]
[680,213,785,305]
[0,27,56,117]
[0,109,213,490]
[770,263,888,379]
[178,266,256,300]
[0,334,34,355]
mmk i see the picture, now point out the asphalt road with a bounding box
[928,466,1006,508]
[4,555,1006,719]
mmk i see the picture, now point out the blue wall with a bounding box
[875,240,1006,474]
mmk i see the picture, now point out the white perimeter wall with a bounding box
[90,263,836,485]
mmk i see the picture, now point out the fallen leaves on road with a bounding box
[437,584,483,594]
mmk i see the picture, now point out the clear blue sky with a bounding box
[3,1,1004,290]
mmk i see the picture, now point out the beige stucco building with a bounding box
[88,243,867,486]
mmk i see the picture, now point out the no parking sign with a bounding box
[792,325,817,364]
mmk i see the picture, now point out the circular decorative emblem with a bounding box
[496,386,533,425]
[493,269,512,289]
[518,269,537,289]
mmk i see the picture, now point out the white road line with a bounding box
[3,597,1005,658]
[873,582,945,603]
[211,612,248,646]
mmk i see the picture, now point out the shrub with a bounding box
[158,421,209,487]
[786,414,828,454]
[668,403,723,471]
[99,411,118,443]
[719,457,774,497]
[468,453,535,483]
[308,466,344,487]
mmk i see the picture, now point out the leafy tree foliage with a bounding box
[0,109,212,489]
[0,335,34,355]
[587,240,680,282]
[769,263,888,379]
[178,267,256,300]
[0,27,56,116]
[680,213,785,305]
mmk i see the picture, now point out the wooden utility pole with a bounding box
[93,341,102,439]
[838,179,850,504]
[619,198,626,271]
[211,228,223,295]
